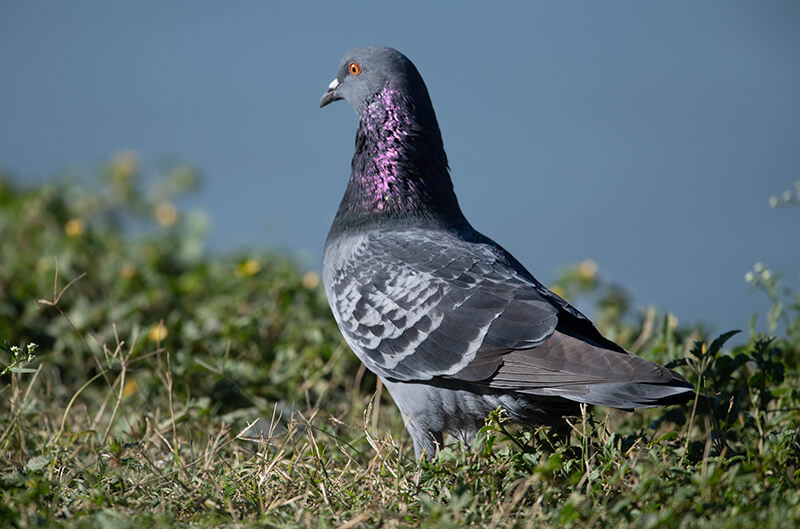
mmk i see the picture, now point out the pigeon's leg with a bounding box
[550,417,572,446]
[395,403,443,459]
[409,426,443,461]
[380,377,445,459]
[452,427,478,447]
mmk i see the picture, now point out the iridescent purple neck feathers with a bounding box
[356,87,413,211]
[331,84,466,233]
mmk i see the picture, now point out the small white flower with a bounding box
[745,271,754,283]
[762,269,772,281]
[754,262,765,273]
[769,196,778,208]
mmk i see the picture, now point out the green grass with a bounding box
[1,158,799,528]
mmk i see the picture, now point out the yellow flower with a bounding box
[148,322,168,342]
[236,259,261,277]
[302,271,320,290]
[120,263,136,279]
[154,202,178,227]
[576,260,598,280]
[667,313,679,330]
[122,378,137,398]
[64,218,85,237]
[111,150,139,179]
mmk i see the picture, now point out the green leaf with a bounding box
[706,330,742,357]
[9,366,39,374]
[24,455,52,473]
[657,431,679,443]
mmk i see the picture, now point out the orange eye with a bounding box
[349,62,361,75]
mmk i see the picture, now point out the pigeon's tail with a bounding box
[486,326,696,410]
[535,376,695,409]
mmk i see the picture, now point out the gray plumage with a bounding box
[320,46,693,459]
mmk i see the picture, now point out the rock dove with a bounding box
[320,46,693,459]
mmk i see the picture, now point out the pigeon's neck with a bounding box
[330,84,467,235]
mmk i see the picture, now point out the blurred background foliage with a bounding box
[0,154,354,418]
[0,157,798,527]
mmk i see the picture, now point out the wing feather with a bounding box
[324,228,559,380]
[324,227,692,408]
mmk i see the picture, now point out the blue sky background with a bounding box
[1,1,798,334]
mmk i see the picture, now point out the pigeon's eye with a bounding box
[348,62,361,75]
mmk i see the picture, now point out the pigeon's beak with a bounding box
[320,78,343,108]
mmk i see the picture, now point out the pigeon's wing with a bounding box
[325,227,692,406]
[324,228,560,381]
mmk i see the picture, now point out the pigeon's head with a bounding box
[321,47,462,231]
[320,46,433,118]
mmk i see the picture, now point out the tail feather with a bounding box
[482,325,695,409]
[519,378,695,409]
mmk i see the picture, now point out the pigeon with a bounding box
[319,46,693,459]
